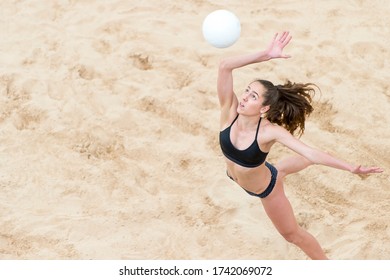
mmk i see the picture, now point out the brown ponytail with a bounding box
[256,79,317,136]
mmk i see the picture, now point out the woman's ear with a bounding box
[260,105,270,114]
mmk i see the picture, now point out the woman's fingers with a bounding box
[273,31,292,48]
[354,166,384,174]
[278,31,289,42]
[281,34,292,48]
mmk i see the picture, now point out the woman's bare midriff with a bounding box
[225,158,272,194]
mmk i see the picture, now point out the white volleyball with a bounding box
[202,10,241,48]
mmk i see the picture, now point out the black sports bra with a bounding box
[219,115,268,168]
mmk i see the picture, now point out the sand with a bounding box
[0,0,389,260]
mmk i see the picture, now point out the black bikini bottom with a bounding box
[227,162,278,199]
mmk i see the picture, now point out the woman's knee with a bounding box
[280,228,304,245]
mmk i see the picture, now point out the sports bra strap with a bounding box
[230,114,239,126]
[255,117,262,139]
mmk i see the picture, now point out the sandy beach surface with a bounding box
[1,0,389,259]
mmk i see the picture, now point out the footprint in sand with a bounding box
[128,53,153,71]
[311,100,339,133]
[11,106,46,130]
[72,128,125,160]
[74,64,96,80]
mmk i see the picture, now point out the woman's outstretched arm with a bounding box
[270,125,384,174]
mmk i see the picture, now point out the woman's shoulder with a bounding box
[261,119,291,139]
[261,118,280,131]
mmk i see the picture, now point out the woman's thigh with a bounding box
[275,155,312,178]
[260,179,299,236]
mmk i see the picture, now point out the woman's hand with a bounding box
[351,165,384,174]
[266,31,292,59]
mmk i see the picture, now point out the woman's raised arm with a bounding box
[217,32,292,125]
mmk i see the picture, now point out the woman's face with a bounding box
[237,81,267,116]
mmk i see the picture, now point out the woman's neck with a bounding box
[236,114,261,131]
